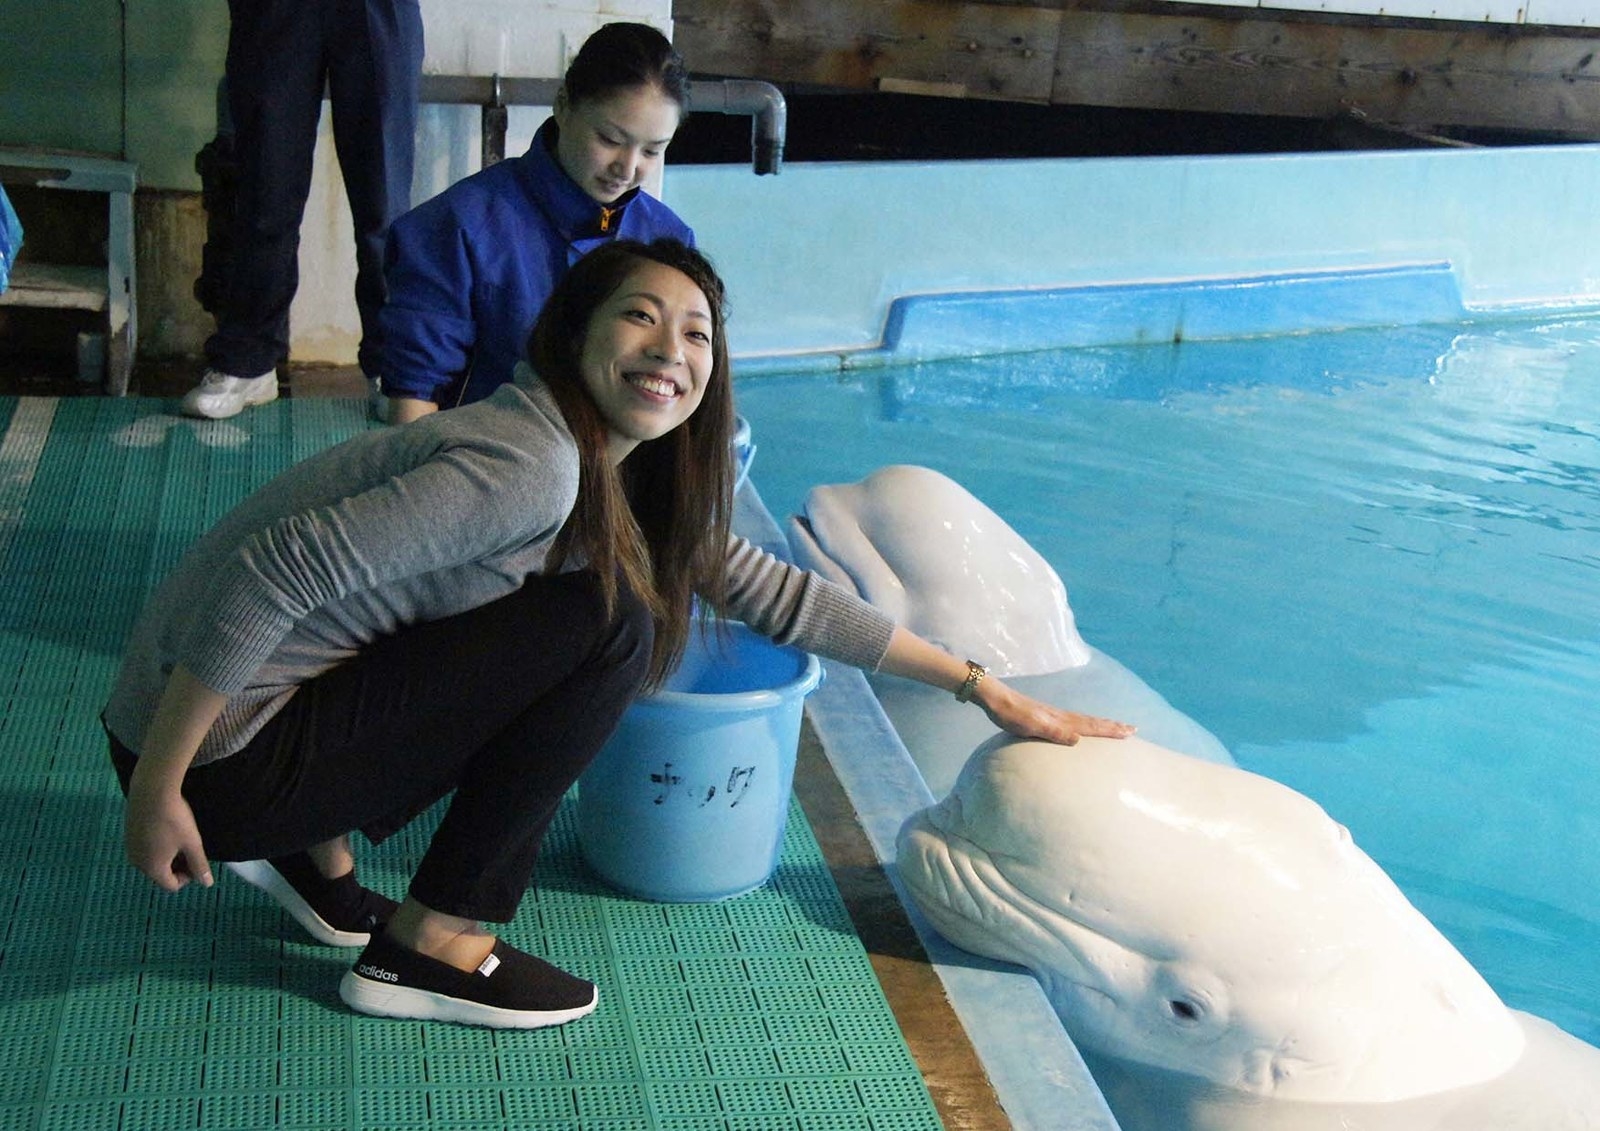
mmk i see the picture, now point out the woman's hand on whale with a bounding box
[972,676,1135,746]
[876,626,1135,746]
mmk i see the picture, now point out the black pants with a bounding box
[110,572,652,923]
[204,0,424,379]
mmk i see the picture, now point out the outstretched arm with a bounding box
[877,626,1135,746]
[124,665,227,891]
[716,538,1136,744]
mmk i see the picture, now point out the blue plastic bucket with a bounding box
[577,620,822,901]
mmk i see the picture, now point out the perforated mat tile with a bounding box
[0,397,945,1131]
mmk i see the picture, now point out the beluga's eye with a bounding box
[1155,966,1222,1030]
[1167,998,1204,1024]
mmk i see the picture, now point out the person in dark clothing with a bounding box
[181,0,423,420]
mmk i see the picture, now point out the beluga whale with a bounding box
[786,464,1231,793]
[787,463,1087,675]
[897,733,1600,1131]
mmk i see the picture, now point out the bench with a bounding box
[0,149,138,395]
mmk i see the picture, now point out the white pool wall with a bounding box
[668,143,1600,365]
[288,104,1600,366]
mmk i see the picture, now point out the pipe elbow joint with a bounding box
[690,79,787,175]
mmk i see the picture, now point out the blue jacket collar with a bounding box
[519,118,640,241]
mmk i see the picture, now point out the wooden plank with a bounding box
[0,149,138,194]
[676,0,1600,136]
[1052,7,1600,134]
[0,264,108,312]
[674,0,1064,102]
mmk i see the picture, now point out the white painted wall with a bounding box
[287,0,673,366]
[1174,0,1596,27]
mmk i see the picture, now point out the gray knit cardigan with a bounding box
[103,374,895,766]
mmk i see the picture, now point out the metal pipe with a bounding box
[417,74,786,174]
[688,79,786,176]
[419,75,560,109]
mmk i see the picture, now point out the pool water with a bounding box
[736,317,1600,1049]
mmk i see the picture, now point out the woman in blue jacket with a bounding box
[378,22,696,424]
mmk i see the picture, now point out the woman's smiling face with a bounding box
[579,259,714,463]
[554,84,682,205]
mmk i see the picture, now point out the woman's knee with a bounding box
[528,570,653,686]
[601,580,654,685]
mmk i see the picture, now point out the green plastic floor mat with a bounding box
[0,397,945,1131]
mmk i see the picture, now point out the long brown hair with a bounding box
[529,239,734,685]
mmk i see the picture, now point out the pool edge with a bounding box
[734,477,1123,1131]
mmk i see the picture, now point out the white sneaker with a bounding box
[180,369,279,419]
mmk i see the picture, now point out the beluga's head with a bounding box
[788,465,1089,677]
[897,733,1526,1103]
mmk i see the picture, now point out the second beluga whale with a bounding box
[786,463,1231,793]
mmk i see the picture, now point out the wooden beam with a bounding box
[674,0,1064,102]
[1053,7,1600,135]
[674,0,1600,136]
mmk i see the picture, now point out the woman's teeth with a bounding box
[628,374,677,396]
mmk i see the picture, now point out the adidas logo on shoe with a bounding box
[340,932,597,1029]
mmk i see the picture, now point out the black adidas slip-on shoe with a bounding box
[226,855,398,947]
[339,932,598,1029]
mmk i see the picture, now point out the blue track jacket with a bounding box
[380,119,695,407]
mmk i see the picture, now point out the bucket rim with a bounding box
[644,639,822,711]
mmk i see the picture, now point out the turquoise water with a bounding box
[736,318,1600,1048]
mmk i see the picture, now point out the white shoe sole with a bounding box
[339,969,599,1029]
[180,380,279,420]
[226,859,371,947]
